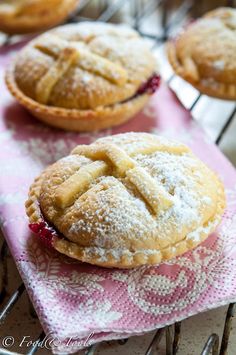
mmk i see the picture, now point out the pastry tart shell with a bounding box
[167,41,236,101]
[25,162,226,269]
[0,0,78,35]
[6,64,150,132]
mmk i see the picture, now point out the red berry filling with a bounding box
[29,219,61,249]
[137,73,161,95]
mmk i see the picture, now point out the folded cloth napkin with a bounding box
[1,43,236,354]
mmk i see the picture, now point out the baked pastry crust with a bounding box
[167,7,236,100]
[0,0,78,34]
[25,133,226,268]
[5,22,158,131]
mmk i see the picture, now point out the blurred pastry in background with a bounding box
[0,0,79,34]
[167,7,236,100]
[5,22,160,131]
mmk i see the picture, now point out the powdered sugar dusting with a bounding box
[186,218,218,243]
[69,176,156,248]
[83,246,160,263]
[63,133,218,261]
[135,151,203,228]
[213,60,225,70]
[201,78,220,89]
[16,22,156,110]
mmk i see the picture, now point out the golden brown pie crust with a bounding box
[25,133,226,268]
[0,0,78,34]
[6,22,157,131]
[167,7,236,100]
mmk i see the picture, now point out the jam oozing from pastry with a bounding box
[121,73,161,104]
[137,73,161,95]
[29,220,60,249]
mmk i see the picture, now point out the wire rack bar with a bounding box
[189,94,201,111]
[166,326,173,355]
[26,332,46,355]
[216,106,236,145]
[0,283,25,323]
[97,0,126,22]
[201,334,219,355]
[133,0,163,29]
[145,328,164,355]
[173,322,181,354]
[76,0,93,12]
[219,303,236,355]
[84,343,98,355]
[163,0,193,37]
[0,349,22,355]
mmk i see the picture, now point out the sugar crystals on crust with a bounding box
[26,132,226,268]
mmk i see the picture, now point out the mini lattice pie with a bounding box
[0,0,78,34]
[6,22,160,131]
[26,132,226,268]
[167,7,236,100]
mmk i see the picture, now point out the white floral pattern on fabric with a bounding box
[15,193,236,352]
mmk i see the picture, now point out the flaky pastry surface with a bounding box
[26,133,226,268]
[167,7,236,100]
[6,22,156,131]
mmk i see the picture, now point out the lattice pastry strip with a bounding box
[76,47,128,86]
[72,143,136,176]
[36,46,78,104]
[35,35,71,57]
[55,161,109,209]
[126,167,173,214]
[34,35,128,105]
[102,144,136,176]
[72,141,189,158]
[55,143,174,214]
[41,38,128,85]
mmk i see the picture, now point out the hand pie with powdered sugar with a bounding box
[25,133,226,268]
[167,7,236,100]
[6,22,160,131]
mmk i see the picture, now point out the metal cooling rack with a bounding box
[0,1,236,354]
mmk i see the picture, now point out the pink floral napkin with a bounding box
[1,43,236,354]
